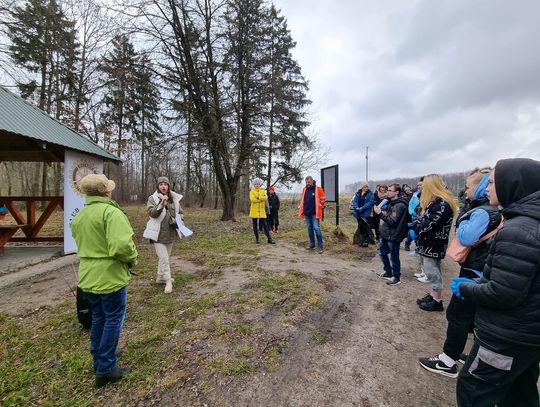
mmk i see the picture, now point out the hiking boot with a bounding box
[419,298,444,312]
[306,245,315,250]
[317,248,324,254]
[386,277,401,286]
[379,272,392,279]
[268,239,276,244]
[417,276,429,283]
[96,366,130,387]
[418,356,458,378]
[458,353,468,364]
[255,238,260,244]
[416,293,433,305]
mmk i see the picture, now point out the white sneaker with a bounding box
[417,276,429,283]
[156,277,175,284]
[414,272,425,278]
[164,281,173,293]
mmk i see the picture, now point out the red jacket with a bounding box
[298,185,326,220]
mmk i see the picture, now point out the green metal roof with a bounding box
[0,86,120,162]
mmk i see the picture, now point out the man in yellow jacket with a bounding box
[70,174,138,387]
[249,178,275,244]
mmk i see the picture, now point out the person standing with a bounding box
[453,158,540,406]
[143,176,183,294]
[298,175,326,253]
[412,174,457,311]
[418,167,502,377]
[372,184,388,241]
[352,182,376,247]
[267,186,281,233]
[405,178,423,252]
[374,184,409,285]
[249,178,275,244]
[70,174,138,387]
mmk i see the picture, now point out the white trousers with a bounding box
[154,243,173,280]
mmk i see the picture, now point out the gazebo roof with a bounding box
[0,87,120,162]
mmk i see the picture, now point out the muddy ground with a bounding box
[0,239,475,407]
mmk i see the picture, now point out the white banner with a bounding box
[64,151,103,254]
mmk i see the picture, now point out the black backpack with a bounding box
[76,287,92,330]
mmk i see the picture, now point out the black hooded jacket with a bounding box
[379,196,409,242]
[460,158,540,348]
[412,197,454,259]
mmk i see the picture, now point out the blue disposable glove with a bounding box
[450,277,477,299]
[408,229,416,240]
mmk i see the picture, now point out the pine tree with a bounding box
[99,34,139,158]
[261,5,311,187]
[7,0,78,114]
[132,53,162,200]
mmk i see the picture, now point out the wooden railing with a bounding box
[0,196,63,253]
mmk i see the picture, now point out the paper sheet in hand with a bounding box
[176,214,193,237]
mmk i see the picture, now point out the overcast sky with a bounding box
[273,0,540,188]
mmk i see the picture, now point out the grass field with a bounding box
[0,198,363,406]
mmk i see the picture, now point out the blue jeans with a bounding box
[252,218,271,241]
[87,286,127,375]
[379,238,401,278]
[305,214,323,249]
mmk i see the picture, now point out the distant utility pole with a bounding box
[365,146,369,182]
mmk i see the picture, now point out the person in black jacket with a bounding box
[453,158,540,407]
[372,184,388,241]
[418,167,502,378]
[267,186,280,233]
[412,174,458,311]
[373,184,409,286]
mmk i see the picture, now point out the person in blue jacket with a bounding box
[418,167,502,378]
[352,182,375,247]
[404,177,423,251]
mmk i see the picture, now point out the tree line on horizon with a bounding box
[345,171,468,196]
[0,0,325,220]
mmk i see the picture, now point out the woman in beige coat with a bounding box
[143,177,183,293]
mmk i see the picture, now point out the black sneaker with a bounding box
[96,366,130,387]
[418,356,458,378]
[458,353,468,364]
[419,298,444,312]
[379,272,392,279]
[416,293,433,305]
[386,277,401,286]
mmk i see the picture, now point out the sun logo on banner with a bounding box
[70,160,98,196]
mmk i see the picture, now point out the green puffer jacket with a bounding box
[70,196,138,294]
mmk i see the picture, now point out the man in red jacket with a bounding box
[298,176,326,253]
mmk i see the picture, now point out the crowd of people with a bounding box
[71,158,540,406]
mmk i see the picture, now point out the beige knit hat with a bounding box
[157,176,170,186]
[78,174,116,196]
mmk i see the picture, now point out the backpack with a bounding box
[76,286,92,330]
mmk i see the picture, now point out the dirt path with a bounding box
[205,242,464,407]
[0,241,466,406]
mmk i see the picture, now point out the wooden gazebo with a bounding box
[0,87,120,253]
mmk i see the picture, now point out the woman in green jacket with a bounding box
[71,174,138,387]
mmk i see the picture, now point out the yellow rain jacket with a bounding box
[249,187,268,218]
